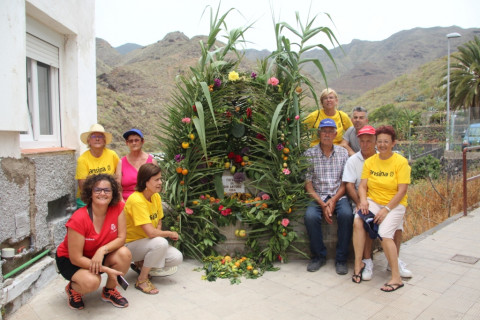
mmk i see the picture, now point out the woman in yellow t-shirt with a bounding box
[75,124,119,208]
[357,125,411,292]
[304,88,353,146]
[124,163,183,294]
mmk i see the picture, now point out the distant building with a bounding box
[1,0,96,315]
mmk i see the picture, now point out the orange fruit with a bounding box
[283,147,290,154]
[261,203,268,209]
[189,133,195,140]
[287,207,292,214]
[182,142,189,149]
[247,265,253,270]
[176,167,183,174]
[283,156,288,161]
[192,200,199,205]
[181,169,189,175]
[282,232,287,236]
[179,180,185,185]
[241,161,245,166]
[224,162,230,169]
[235,261,241,267]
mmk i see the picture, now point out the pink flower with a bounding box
[182,117,191,124]
[282,168,291,175]
[267,77,279,86]
[295,115,300,120]
[200,195,205,200]
[261,194,270,200]
[219,205,224,211]
[281,218,290,227]
[185,207,193,215]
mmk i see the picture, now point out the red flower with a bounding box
[226,111,232,118]
[227,152,235,159]
[193,105,197,112]
[256,133,266,141]
[234,155,243,163]
[219,205,224,211]
[246,107,252,118]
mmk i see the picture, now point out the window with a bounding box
[21,33,61,148]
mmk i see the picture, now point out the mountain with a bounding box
[115,43,142,55]
[96,27,480,154]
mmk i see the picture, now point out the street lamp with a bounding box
[446,32,461,151]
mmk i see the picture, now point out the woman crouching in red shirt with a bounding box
[56,174,131,310]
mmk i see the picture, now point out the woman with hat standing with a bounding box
[116,129,158,202]
[76,124,119,208]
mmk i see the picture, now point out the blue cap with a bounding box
[123,129,144,140]
[319,118,337,128]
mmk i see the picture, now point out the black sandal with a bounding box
[352,264,365,284]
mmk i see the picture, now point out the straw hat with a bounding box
[80,124,113,145]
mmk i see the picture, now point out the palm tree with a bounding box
[448,36,480,120]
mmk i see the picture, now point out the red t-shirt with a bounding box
[56,202,125,258]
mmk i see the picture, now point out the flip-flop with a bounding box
[351,264,365,284]
[380,283,404,292]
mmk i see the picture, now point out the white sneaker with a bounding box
[362,259,373,281]
[387,259,413,278]
[149,266,178,277]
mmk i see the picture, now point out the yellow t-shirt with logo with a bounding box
[75,148,119,197]
[304,109,353,146]
[125,191,164,243]
[361,152,411,207]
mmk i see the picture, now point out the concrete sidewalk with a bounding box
[8,208,480,320]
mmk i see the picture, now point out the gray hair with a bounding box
[352,106,368,118]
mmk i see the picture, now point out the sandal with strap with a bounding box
[130,263,151,279]
[135,279,159,295]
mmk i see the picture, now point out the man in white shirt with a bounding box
[342,125,412,280]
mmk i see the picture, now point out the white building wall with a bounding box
[0,0,96,157]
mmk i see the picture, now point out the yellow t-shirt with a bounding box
[125,191,164,243]
[75,148,119,197]
[304,109,353,146]
[361,153,411,207]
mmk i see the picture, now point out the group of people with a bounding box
[304,88,412,293]
[56,125,182,310]
[56,86,412,311]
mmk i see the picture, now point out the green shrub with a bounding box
[411,155,441,182]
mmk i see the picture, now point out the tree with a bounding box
[448,36,480,120]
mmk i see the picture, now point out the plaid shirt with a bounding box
[304,144,349,200]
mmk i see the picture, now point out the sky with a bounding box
[95,0,480,50]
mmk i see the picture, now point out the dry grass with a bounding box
[403,170,480,241]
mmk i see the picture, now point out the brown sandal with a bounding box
[135,279,159,295]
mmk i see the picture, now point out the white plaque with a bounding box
[221,171,245,194]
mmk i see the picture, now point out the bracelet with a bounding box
[384,206,391,212]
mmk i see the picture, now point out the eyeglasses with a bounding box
[93,187,112,195]
[90,134,105,140]
[320,130,336,135]
[127,138,142,143]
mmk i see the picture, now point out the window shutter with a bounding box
[26,33,59,68]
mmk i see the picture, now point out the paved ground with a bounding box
[8,208,480,320]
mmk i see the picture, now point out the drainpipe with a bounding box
[2,249,51,280]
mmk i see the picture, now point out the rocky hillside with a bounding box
[96,27,480,154]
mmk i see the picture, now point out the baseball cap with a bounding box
[123,128,144,140]
[358,210,383,241]
[319,118,337,128]
[357,125,376,137]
